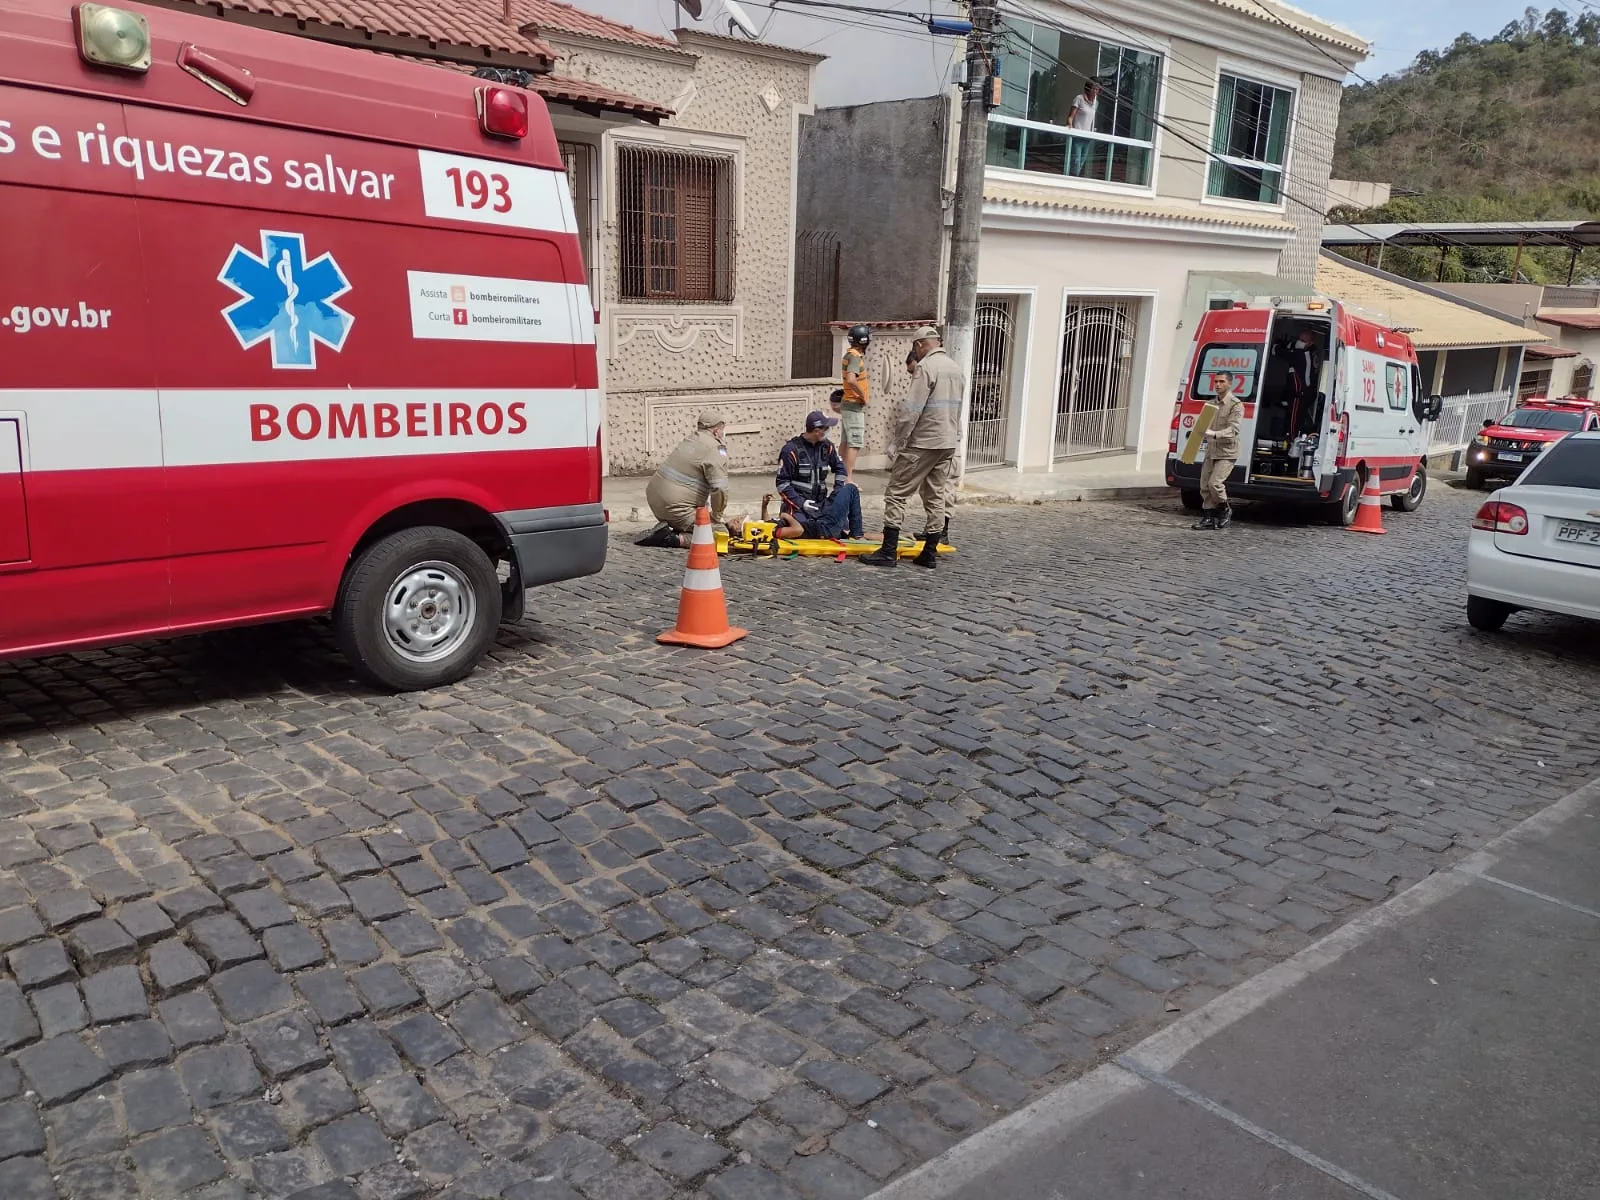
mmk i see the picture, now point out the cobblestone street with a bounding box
[1,483,1596,1200]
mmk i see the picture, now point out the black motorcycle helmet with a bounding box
[847,324,871,347]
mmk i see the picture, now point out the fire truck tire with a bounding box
[1179,489,1203,512]
[1392,464,1427,512]
[1465,466,1486,490]
[336,527,502,691]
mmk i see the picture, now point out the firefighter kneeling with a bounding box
[639,412,745,548]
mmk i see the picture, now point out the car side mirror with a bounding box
[1481,417,1495,428]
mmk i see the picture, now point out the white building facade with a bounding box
[964,0,1369,475]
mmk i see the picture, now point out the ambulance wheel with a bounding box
[336,526,501,692]
[1180,489,1203,512]
[1392,465,1427,512]
[1330,472,1362,527]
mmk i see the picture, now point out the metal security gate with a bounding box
[1055,298,1138,458]
[967,297,1016,466]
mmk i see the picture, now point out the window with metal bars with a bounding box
[617,145,735,303]
[559,140,598,297]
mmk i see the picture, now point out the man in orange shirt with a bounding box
[839,324,871,478]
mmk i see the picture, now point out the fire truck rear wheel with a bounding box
[336,526,502,692]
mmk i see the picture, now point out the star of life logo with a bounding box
[219,231,354,369]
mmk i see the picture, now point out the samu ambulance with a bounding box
[0,0,604,690]
[1166,296,1445,525]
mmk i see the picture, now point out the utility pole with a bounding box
[945,0,997,483]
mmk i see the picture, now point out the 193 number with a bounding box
[445,167,512,214]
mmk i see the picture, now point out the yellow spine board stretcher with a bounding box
[715,522,955,559]
[1180,400,1218,465]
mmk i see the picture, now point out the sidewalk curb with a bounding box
[863,777,1600,1200]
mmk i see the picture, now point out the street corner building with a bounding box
[144,0,830,479]
[796,0,1375,482]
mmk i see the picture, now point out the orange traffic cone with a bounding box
[1349,472,1386,536]
[658,507,748,648]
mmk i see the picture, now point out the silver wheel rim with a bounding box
[381,560,476,664]
[1409,472,1425,502]
[1345,480,1361,519]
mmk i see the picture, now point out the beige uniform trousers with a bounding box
[883,447,955,534]
[1199,452,1237,509]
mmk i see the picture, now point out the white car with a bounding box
[1467,431,1600,631]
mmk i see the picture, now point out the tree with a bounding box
[1577,12,1600,46]
[1542,8,1572,42]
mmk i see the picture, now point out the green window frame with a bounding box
[986,18,1163,188]
[1207,73,1293,204]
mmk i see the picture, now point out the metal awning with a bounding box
[1323,221,1600,251]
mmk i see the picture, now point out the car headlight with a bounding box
[1473,434,1490,445]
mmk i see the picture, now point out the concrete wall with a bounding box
[1153,39,1216,206]
[1277,74,1341,286]
[1435,284,1544,324]
[545,31,826,473]
[1326,179,1391,213]
[796,96,950,323]
[1441,347,1502,397]
[978,229,1282,471]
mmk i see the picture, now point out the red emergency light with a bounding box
[477,86,529,140]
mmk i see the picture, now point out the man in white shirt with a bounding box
[1068,80,1101,177]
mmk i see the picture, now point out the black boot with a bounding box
[913,532,939,569]
[1192,511,1217,530]
[1214,503,1233,529]
[861,526,900,567]
[936,517,950,547]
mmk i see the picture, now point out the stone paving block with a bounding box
[214,1099,293,1158]
[263,924,327,972]
[123,1066,193,1134]
[245,1012,329,1080]
[31,983,86,1039]
[0,906,45,953]
[15,1034,109,1106]
[0,1156,56,1200]
[10,939,73,990]
[388,1013,464,1068]
[280,1065,360,1134]
[159,990,227,1049]
[352,965,421,1017]
[211,960,295,1023]
[180,1043,262,1109]
[0,1098,46,1159]
[158,886,225,927]
[132,1125,228,1193]
[37,889,100,932]
[313,1114,394,1176]
[98,1018,173,1071]
[362,1074,443,1137]
[190,914,263,970]
[83,965,149,1023]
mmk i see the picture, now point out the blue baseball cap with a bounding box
[806,410,839,431]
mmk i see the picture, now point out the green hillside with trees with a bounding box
[1330,6,1600,285]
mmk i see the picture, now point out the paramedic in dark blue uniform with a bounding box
[773,410,864,540]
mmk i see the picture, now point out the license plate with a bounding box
[1555,520,1600,546]
[1496,452,1524,463]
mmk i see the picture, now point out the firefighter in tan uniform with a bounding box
[862,327,962,570]
[641,412,743,548]
[1195,374,1244,530]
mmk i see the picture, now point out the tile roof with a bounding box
[532,74,671,119]
[1525,344,1581,359]
[985,181,1295,233]
[1537,311,1600,331]
[516,0,679,50]
[1204,0,1368,55]
[180,1,557,62]
[1316,256,1550,350]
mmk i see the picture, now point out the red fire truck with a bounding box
[0,0,604,689]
